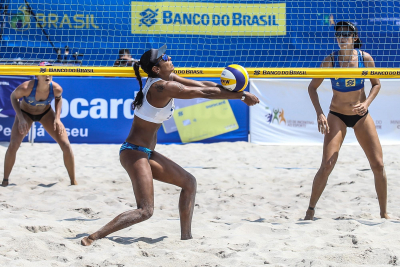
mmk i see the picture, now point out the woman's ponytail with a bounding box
[132,61,144,110]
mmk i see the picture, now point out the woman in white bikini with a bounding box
[81,45,259,245]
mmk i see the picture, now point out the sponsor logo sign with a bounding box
[345,79,355,87]
[253,70,307,76]
[265,106,286,125]
[131,2,286,36]
[10,5,31,31]
[10,2,99,31]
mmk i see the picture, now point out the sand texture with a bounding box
[0,142,399,267]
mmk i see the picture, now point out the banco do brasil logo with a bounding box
[10,5,31,31]
[140,8,158,27]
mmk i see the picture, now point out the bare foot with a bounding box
[81,236,94,246]
[304,208,315,220]
[381,213,390,219]
[1,179,9,187]
[70,179,78,186]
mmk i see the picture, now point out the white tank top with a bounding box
[134,77,175,124]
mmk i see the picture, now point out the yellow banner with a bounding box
[2,66,400,78]
[246,68,400,78]
[131,2,286,36]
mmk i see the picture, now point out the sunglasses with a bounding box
[335,31,354,38]
[155,54,169,66]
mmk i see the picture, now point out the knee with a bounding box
[59,141,72,153]
[7,141,21,154]
[370,160,385,173]
[320,159,337,175]
[183,174,197,194]
[139,206,154,221]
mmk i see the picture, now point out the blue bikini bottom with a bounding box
[119,141,152,159]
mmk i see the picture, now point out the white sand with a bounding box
[0,142,399,267]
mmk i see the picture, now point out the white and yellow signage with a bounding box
[131,2,286,36]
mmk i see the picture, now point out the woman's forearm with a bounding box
[201,81,219,87]
[198,87,242,100]
[10,95,24,119]
[308,88,324,115]
[54,98,62,120]
[365,84,381,107]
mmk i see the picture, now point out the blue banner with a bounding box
[0,76,249,144]
[0,75,33,117]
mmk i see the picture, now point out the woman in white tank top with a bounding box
[81,45,259,246]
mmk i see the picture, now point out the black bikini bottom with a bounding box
[329,110,368,128]
[21,107,51,122]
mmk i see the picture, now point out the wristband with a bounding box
[241,91,246,101]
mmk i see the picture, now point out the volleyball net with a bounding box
[1,0,400,77]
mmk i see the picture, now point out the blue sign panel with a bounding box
[0,75,33,117]
[0,76,249,144]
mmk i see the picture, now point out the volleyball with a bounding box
[220,64,249,92]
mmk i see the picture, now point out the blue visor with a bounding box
[156,44,167,58]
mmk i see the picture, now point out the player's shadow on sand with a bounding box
[296,217,322,224]
[67,234,167,245]
[65,234,168,245]
[335,217,399,226]
[107,236,167,245]
[243,218,267,223]
[296,217,398,226]
[37,183,57,187]
[60,217,100,222]
[66,233,90,240]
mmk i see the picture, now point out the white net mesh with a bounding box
[1,0,399,68]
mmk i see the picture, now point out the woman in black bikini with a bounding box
[304,21,389,220]
[2,62,76,187]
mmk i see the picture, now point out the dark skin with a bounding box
[304,26,389,220]
[81,55,259,246]
[2,75,77,187]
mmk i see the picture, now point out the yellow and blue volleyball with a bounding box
[220,64,249,92]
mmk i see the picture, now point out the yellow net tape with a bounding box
[1,66,400,78]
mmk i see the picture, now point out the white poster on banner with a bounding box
[250,79,400,145]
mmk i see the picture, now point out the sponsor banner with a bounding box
[250,79,400,145]
[5,66,400,79]
[247,68,400,78]
[0,66,123,77]
[0,66,224,78]
[0,76,33,117]
[250,69,308,77]
[131,2,286,36]
[0,77,248,144]
[42,67,94,74]
[9,1,100,31]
